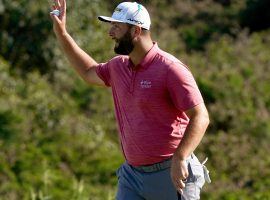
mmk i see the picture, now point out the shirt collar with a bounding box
[129,42,159,70]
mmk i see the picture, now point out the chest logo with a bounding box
[140,80,152,88]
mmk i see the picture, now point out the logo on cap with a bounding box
[127,18,144,25]
[98,2,151,30]
[114,8,122,13]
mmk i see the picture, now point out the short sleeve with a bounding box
[96,62,111,87]
[167,62,204,111]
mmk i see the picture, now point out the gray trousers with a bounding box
[116,154,206,200]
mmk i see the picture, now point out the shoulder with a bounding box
[97,55,129,72]
[155,48,190,72]
[108,55,129,66]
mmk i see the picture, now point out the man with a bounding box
[50,1,210,199]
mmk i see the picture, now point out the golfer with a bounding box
[50,1,210,199]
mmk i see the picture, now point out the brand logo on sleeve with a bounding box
[140,80,152,88]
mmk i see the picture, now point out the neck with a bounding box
[129,38,153,66]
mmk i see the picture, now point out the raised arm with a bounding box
[50,0,105,86]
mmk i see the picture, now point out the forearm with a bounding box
[55,31,99,83]
[174,106,209,160]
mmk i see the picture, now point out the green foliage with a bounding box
[0,57,123,199]
[138,0,247,51]
[0,0,113,75]
[240,0,270,32]
[0,0,54,74]
[188,31,270,199]
[1,0,270,199]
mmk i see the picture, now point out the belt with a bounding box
[131,154,194,173]
[131,158,172,173]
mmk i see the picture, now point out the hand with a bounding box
[50,0,67,35]
[170,155,189,194]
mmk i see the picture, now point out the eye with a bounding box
[111,23,120,28]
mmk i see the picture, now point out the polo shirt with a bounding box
[96,43,204,166]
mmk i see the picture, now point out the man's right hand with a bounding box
[48,0,104,86]
[50,0,67,36]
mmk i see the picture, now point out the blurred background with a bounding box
[0,0,270,199]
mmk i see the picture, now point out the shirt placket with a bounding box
[129,69,137,93]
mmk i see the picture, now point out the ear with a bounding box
[131,26,142,40]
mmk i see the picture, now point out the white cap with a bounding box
[98,2,151,30]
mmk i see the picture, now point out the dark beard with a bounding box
[114,29,134,55]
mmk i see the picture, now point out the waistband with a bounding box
[131,154,193,173]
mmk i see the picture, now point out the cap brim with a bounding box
[98,16,124,23]
[98,16,150,30]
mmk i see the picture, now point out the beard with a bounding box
[114,29,134,55]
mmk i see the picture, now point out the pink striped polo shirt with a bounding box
[96,43,203,166]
